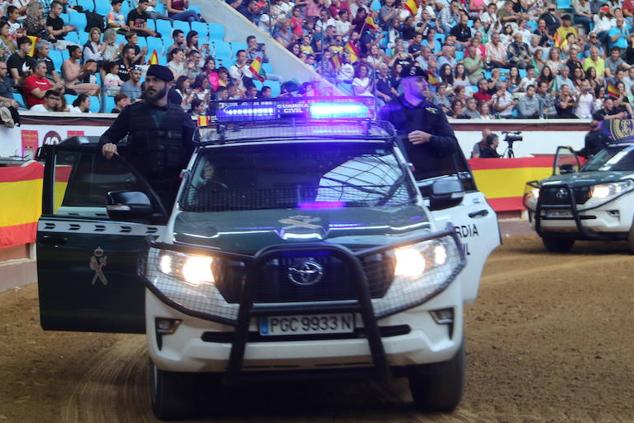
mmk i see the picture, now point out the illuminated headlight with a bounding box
[142,248,239,322]
[157,250,215,286]
[373,235,464,318]
[590,180,634,200]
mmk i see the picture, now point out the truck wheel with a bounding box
[542,236,575,253]
[149,360,200,421]
[408,339,465,412]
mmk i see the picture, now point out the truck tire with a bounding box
[542,236,575,253]
[628,222,634,254]
[408,339,465,412]
[150,360,200,421]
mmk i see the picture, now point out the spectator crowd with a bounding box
[0,0,633,121]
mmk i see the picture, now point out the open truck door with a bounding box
[36,138,166,333]
[553,146,581,176]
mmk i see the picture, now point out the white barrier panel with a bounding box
[0,113,592,159]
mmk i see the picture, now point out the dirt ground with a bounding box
[1,235,633,423]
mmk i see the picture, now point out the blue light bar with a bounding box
[214,98,375,124]
[309,102,370,119]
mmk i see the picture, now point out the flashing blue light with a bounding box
[309,103,370,119]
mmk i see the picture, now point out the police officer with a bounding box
[100,64,196,210]
[379,66,459,181]
[581,119,611,158]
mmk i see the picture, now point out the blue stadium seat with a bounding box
[208,23,225,41]
[78,31,88,45]
[95,0,111,15]
[455,50,464,61]
[262,62,273,75]
[556,0,571,8]
[50,50,64,72]
[65,31,80,45]
[155,19,173,37]
[120,1,130,16]
[15,94,26,109]
[147,18,158,32]
[371,0,381,11]
[189,5,201,15]
[65,94,78,107]
[215,55,233,68]
[519,69,527,78]
[191,21,208,37]
[104,96,115,113]
[77,0,94,12]
[136,36,147,48]
[146,36,163,54]
[212,40,232,59]
[89,96,101,113]
[116,33,126,45]
[154,1,166,14]
[60,12,69,22]
[268,81,281,97]
[230,42,248,54]
[172,20,190,35]
[61,49,70,60]
[94,72,102,87]
[68,11,87,31]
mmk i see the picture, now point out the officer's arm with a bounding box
[181,114,197,161]
[426,107,459,157]
[98,106,132,146]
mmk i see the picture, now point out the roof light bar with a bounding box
[214,97,375,124]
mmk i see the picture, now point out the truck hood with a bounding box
[541,171,634,188]
[171,206,430,254]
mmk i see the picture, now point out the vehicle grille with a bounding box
[214,251,394,304]
[539,186,591,206]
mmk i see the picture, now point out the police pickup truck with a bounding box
[36,98,499,420]
[524,141,634,252]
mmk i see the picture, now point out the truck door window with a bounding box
[54,150,147,218]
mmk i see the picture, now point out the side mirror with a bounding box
[428,177,465,211]
[558,164,575,174]
[106,191,154,220]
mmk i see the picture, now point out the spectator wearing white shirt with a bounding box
[574,79,595,119]
[491,81,517,117]
[517,67,537,92]
[352,64,373,96]
[335,9,352,37]
[30,89,60,111]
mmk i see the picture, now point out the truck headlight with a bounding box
[590,180,634,200]
[373,235,464,318]
[158,250,215,286]
[523,188,540,211]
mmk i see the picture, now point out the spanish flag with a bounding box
[149,49,159,65]
[197,115,209,126]
[607,84,620,98]
[248,56,266,82]
[365,15,379,32]
[404,0,418,16]
[330,53,342,69]
[345,41,360,63]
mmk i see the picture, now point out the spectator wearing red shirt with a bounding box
[23,60,62,108]
[473,78,492,105]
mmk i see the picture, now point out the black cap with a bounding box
[400,65,427,78]
[111,0,122,4]
[146,64,174,82]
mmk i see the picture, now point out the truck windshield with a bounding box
[582,145,634,172]
[180,142,417,212]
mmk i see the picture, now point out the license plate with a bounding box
[259,314,355,336]
[545,209,573,218]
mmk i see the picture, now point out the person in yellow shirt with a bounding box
[583,46,606,79]
[555,15,578,48]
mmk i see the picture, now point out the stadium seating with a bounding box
[191,21,209,37]
[208,23,225,41]
[89,96,101,113]
[172,20,191,35]
[95,1,111,15]
[68,11,87,32]
[155,19,173,38]
[77,0,94,12]
[104,96,115,113]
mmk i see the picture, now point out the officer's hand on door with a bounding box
[102,143,119,159]
[408,130,432,145]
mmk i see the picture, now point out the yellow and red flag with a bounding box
[404,0,418,16]
[607,84,620,98]
[148,49,159,65]
[248,56,266,82]
[365,15,379,32]
[27,36,39,57]
[345,41,360,63]
[330,53,342,69]
[197,115,209,126]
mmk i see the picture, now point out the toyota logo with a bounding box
[555,187,569,200]
[288,260,323,286]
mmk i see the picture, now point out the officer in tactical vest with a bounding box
[100,64,196,210]
[379,66,459,181]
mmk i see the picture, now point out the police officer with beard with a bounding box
[379,66,459,181]
[100,65,196,210]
